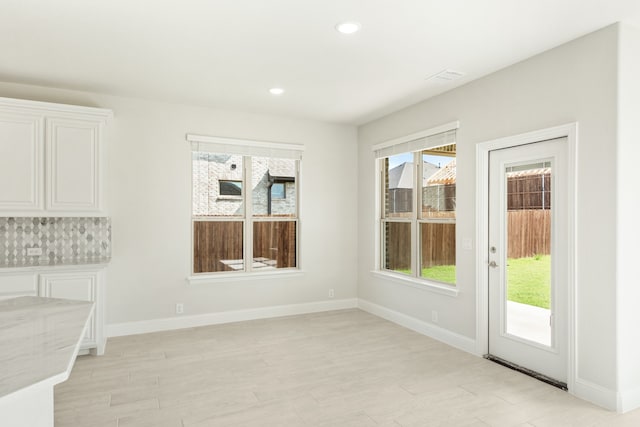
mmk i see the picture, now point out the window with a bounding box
[420,148,456,284]
[189,135,303,275]
[271,182,286,199]
[219,180,242,197]
[375,124,458,286]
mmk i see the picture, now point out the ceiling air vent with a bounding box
[426,69,465,82]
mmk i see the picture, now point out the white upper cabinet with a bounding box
[0,111,44,211]
[46,117,103,212]
[0,97,112,216]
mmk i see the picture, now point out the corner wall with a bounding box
[0,81,359,328]
[616,22,640,412]
[357,24,620,405]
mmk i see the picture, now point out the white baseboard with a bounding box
[619,385,640,413]
[573,378,618,412]
[107,298,358,337]
[357,298,476,355]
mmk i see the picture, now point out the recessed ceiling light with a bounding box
[269,87,285,95]
[335,21,361,35]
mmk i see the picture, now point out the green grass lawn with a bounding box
[396,265,457,284]
[506,255,550,309]
[421,265,456,285]
[397,255,550,309]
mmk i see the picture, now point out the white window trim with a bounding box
[373,121,459,295]
[187,134,303,281]
[188,269,305,284]
[188,134,305,158]
[370,270,459,297]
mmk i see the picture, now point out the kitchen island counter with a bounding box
[0,296,93,427]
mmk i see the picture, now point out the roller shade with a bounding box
[372,122,458,159]
[187,134,304,160]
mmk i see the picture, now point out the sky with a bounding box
[388,152,454,169]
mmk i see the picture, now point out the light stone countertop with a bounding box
[0,258,111,273]
[0,296,94,399]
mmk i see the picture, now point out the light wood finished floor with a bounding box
[55,309,640,426]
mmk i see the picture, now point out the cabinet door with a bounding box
[46,118,104,213]
[0,273,38,300]
[39,272,97,345]
[0,112,44,211]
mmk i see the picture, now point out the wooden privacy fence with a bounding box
[508,172,551,210]
[193,221,243,273]
[385,209,550,270]
[506,209,550,258]
[385,222,456,270]
[385,172,552,270]
[193,220,296,273]
[252,221,296,268]
[421,223,456,268]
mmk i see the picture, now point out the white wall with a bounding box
[2,20,637,412]
[0,81,359,326]
[617,23,640,412]
[358,24,620,398]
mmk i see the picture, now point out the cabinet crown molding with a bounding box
[0,96,113,121]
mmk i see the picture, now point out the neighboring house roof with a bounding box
[267,158,295,178]
[389,158,547,188]
[506,167,551,178]
[427,159,456,185]
[423,161,440,185]
[389,161,441,189]
[388,162,412,189]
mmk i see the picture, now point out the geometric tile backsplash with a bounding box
[0,217,111,267]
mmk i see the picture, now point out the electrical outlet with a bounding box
[328,289,335,299]
[175,303,184,314]
[27,247,42,256]
[431,310,439,324]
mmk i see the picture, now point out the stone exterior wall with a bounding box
[270,182,296,216]
[192,153,296,217]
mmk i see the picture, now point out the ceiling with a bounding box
[1,0,639,125]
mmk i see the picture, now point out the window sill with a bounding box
[188,269,305,284]
[216,196,243,201]
[370,270,459,297]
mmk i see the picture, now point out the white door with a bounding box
[488,137,568,384]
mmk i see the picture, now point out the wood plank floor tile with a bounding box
[52,309,640,426]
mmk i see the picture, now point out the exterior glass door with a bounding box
[488,137,568,384]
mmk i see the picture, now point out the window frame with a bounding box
[372,122,459,297]
[187,134,304,282]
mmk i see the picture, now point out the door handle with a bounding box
[488,261,498,268]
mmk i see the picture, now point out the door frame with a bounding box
[475,123,577,392]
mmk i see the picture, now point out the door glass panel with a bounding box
[504,161,552,346]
